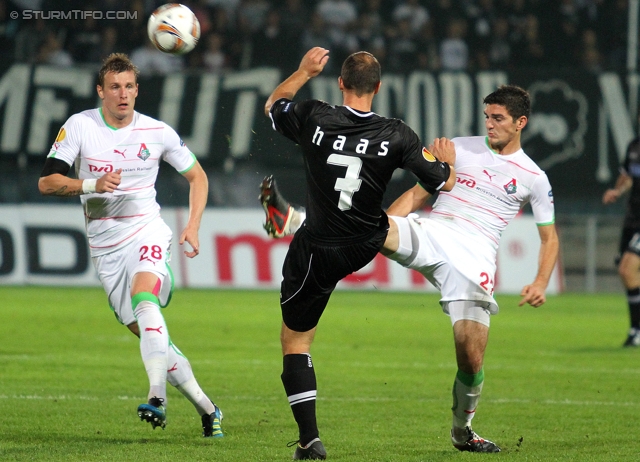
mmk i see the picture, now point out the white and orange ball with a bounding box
[147,4,200,55]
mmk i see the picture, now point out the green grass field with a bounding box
[0,287,637,461]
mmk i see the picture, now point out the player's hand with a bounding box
[96,169,122,193]
[602,188,620,204]
[519,283,546,307]
[429,137,456,167]
[180,226,200,258]
[299,47,329,79]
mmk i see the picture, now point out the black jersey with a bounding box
[623,137,640,228]
[270,98,451,242]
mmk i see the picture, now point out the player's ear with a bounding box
[338,77,345,91]
[373,81,381,95]
[96,85,104,99]
[516,115,527,131]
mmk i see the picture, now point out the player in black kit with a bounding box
[603,135,640,346]
[264,47,456,459]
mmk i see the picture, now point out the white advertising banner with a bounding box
[0,205,562,294]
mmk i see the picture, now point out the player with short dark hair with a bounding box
[38,53,223,437]
[265,47,456,459]
[602,134,640,346]
[262,84,558,454]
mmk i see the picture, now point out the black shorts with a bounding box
[280,226,388,332]
[617,227,640,265]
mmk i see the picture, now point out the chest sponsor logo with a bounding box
[88,164,114,173]
[457,177,476,188]
[137,143,150,161]
[422,147,436,162]
[504,178,517,195]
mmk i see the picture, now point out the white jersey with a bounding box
[430,136,555,252]
[47,108,197,256]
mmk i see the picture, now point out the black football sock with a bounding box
[627,287,640,329]
[281,353,319,446]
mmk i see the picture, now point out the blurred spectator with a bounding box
[251,8,296,71]
[35,31,73,67]
[0,0,18,64]
[299,12,334,71]
[277,0,309,40]
[130,40,184,76]
[205,0,240,23]
[387,18,418,74]
[579,28,603,73]
[237,0,269,34]
[14,17,49,63]
[210,6,243,69]
[392,0,429,35]
[354,10,386,64]
[511,14,546,68]
[415,20,440,71]
[203,32,229,73]
[468,0,495,65]
[487,16,511,69]
[67,16,101,63]
[599,0,628,70]
[439,17,469,71]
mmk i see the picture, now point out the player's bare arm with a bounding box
[518,223,559,307]
[602,171,632,204]
[39,169,122,196]
[179,161,208,258]
[264,47,330,116]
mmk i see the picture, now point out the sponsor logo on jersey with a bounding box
[422,147,436,162]
[137,143,150,161]
[89,164,114,173]
[180,139,187,147]
[504,178,517,194]
[55,127,66,143]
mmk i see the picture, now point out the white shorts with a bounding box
[387,215,499,321]
[93,217,174,326]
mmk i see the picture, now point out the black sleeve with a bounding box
[269,98,317,144]
[40,157,71,177]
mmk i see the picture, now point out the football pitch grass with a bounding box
[0,287,637,461]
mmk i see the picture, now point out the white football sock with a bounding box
[134,297,169,402]
[451,372,484,432]
[167,342,215,416]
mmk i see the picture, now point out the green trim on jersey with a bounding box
[178,152,198,174]
[131,292,160,310]
[99,107,118,131]
[456,368,484,387]
[484,136,498,154]
[537,220,556,226]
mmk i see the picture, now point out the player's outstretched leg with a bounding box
[166,342,224,437]
[290,438,327,460]
[259,175,296,238]
[451,426,501,453]
[137,397,166,430]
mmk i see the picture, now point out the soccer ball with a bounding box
[147,4,201,55]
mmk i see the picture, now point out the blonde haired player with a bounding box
[38,53,223,437]
[261,85,559,453]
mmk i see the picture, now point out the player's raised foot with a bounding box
[259,175,294,238]
[623,328,640,347]
[451,427,501,453]
[202,405,224,438]
[289,438,327,460]
[137,397,166,430]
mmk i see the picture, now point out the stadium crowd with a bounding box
[0,0,630,75]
